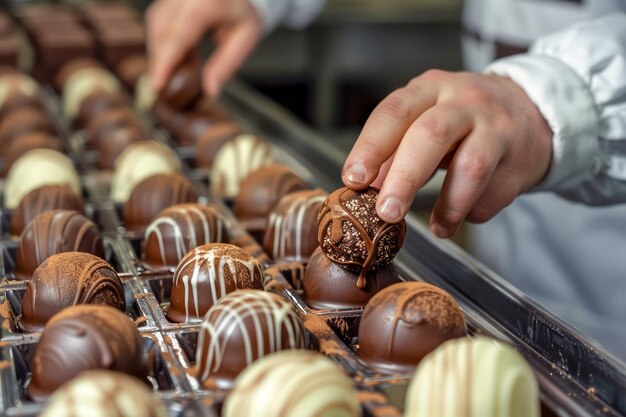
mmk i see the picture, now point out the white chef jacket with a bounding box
[249,0,626,360]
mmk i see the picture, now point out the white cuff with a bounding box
[486,54,601,192]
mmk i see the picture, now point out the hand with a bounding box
[146,0,263,98]
[342,70,553,238]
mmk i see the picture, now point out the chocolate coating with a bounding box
[303,247,400,309]
[0,107,55,150]
[10,184,84,235]
[143,204,228,268]
[357,282,467,374]
[195,121,243,169]
[85,107,141,148]
[115,54,147,90]
[1,132,64,177]
[15,210,104,280]
[318,187,406,289]
[171,107,230,146]
[76,89,129,129]
[96,125,146,170]
[55,58,103,91]
[123,173,199,231]
[159,60,201,109]
[233,164,307,236]
[263,189,327,263]
[196,290,305,389]
[28,305,147,401]
[167,243,263,323]
[0,72,44,115]
[18,252,125,333]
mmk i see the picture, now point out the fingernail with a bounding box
[343,163,367,186]
[430,222,450,238]
[378,196,403,222]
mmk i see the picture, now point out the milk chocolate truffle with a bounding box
[4,149,81,209]
[96,125,146,170]
[10,184,84,235]
[0,72,43,115]
[110,141,181,203]
[210,134,273,198]
[28,305,148,401]
[62,66,120,119]
[263,189,327,263]
[123,173,199,231]
[233,164,307,236]
[167,243,263,322]
[159,59,201,109]
[405,337,540,417]
[18,252,125,333]
[303,247,400,310]
[0,106,55,148]
[40,370,168,417]
[318,187,406,289]
[15,210,105,280]
[357,282,466,374]
[85,107,141,148]
[196,290,305,389]
[1,132,64,176]
[195,121,243,169]
[144,204,228,268]
[171,108,230,146]
[224,350,360,417]
[76,89,129,128]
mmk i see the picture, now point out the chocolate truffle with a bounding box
[263,189,327,263]
[318,187,406,289]
[28,305,148,401]
[40,370,168,417]
[15,210,105,280]
[10,184,84,235]
[1,132,64,177]
[85,107,141,148]
[135,73,156,112]
[18,252,125,333]
[0,106,55,148]
[55,58,103,91]
[223,350,360,417]
[170,107,230,146]
[303,247,400,309]
[405,337,540,417]
[96,125,146,170]
[233,164,307,237]
[62,66,120,119]
[143,204,228,268]
[110,141,181,203]
[123,173,199,231]
[167,243,264,323]
[357,282,466,374]
[115,54,147,90]
[0,72,43,115]
[210,134,273,198]
[4,149,81,209]
[196,290,305,389]
[159,59,201,109]
[195,121,243,169]
[76,89,130,129]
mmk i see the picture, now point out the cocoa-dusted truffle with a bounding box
[159,59,201,109]
[96,125,146,170]
[18,252,125,333]
[0,107,55,149]
[233,164,307,238]
[263,189,327,263]
[144,204,228,268]
[15,210,104,280]
[318,187,406,289]
[28,305,148,401]
[196,290,305,389]
[303,247,400,309]
[123,173,199,231]
[195,121,243,169]
[10,184,84,235]
[167,243,263,323]
[1,132,64,177]
[357,282,466,374]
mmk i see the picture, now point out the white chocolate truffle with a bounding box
[40,370,167,417]
[4,149,80,209]
[63,67,121,119]
[210,134,272,198]
[110,140,181,203]
[134,73,156,112]
[224,350,361,417]
[405,336,540,417]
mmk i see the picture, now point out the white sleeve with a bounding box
[484,14,626,205]
[248,0,326,34]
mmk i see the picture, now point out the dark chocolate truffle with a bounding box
[303,247,400,309]
[0,107,55,150]
[76,89,129,128]
[96,125,146,170]
[143,203,228,268]
[28,305,147,401]
[123,173,199,231]
[18,252,125,333]
[85,107,141,148]
[318,187,406,289]
[1,132,64,177]
[159,59,201,109]
[10,184,84,235]
[196,289,305,389]
[357,282,466,374]
[15,210,104,280]
[195,121,243,169]
[167,243,264,323]
[263,189,327,263]
[233,164,308,237]
[171,108,230,146]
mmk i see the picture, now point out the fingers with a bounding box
[342,79,438,190]
[375,103,473,223]
[202,19,262,98]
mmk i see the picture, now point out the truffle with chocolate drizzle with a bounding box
[317,187,406,289]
